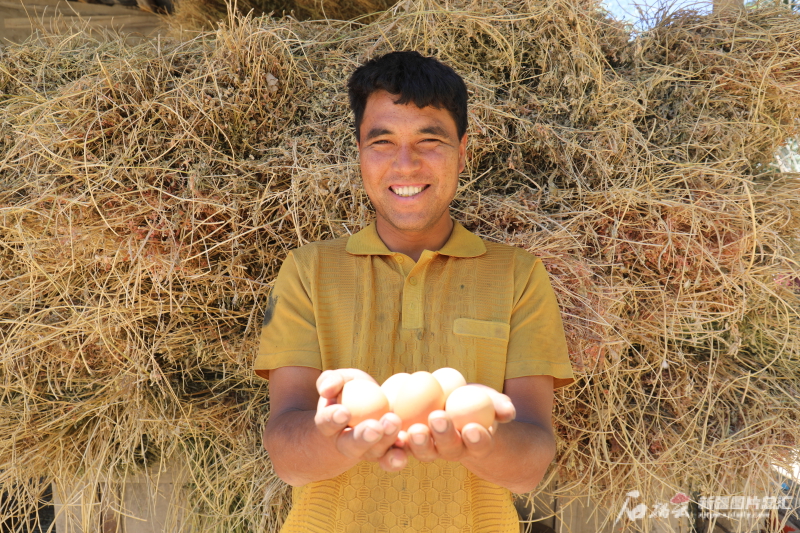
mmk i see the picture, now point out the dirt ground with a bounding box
[0,0,165,45]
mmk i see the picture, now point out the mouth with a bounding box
[390,184,429,198]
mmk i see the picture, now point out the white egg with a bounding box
[380,372,411,411]
[393,371,445,430]
[339,379,389,427]
[432,367,467,399]
[445,385,495,431]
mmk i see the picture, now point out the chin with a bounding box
[378,209,448,233]
[386,221,431,233]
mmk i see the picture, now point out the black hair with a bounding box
[347,51,468,142]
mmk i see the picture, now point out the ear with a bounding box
[457,133,467,174]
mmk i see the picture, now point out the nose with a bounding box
[392,143,421,175]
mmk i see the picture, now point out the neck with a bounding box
[375,215,454,262]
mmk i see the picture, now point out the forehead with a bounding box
[362,90,458,136]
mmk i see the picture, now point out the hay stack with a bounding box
[1,0,799,530]
[169,0,393,30]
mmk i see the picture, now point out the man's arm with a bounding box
[262,366,407,487]
[403,374,556,494]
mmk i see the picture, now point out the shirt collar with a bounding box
[345,221,486,258]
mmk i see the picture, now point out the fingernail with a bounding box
[431,418,447,433]
[332,409,348,425]
[363,427,380,443]
[464,427,481,444]
[411,433,427,445]
[382,419,398,434]
[390,455,404,468]
[504,401,516,419]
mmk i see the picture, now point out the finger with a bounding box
[316,370,343,399]
[316,369,377,399]
[395,430,409,448]
[362,413,402,462]
[469,383,516,423]
[427,411,464,461]
[493,396,516,423]
[314,402,350,438]
[378,446,408,472]
[317,391,337,409]
[336,419,386,459]
[460,422,494,459]
[406,423,438,462]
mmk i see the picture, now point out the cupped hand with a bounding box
[402,385,516,463]
[313,368,408,472]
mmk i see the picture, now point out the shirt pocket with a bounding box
[452,318,510,390]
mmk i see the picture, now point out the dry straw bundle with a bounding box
[1,0,800,530]
[170,0,395,30]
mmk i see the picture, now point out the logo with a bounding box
[615,491,691,523]
[615,491,795,524]
[698,495,794,520]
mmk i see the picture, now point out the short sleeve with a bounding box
[505,254,574,388]
[254,252,322,380]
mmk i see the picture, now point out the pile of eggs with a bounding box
[338,368,495,431]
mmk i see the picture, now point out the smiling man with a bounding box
[255,51,574,533]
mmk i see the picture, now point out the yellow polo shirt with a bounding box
[256,221,573,533]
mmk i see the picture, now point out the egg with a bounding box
[393,371,446,430]
[338,379,390,427]
[431,367,467,399]
[445,385,495,431]
[380,372,410,411]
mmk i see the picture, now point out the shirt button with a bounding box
[395,255,404,263]
[409,277,418,286]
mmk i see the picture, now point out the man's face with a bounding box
[357,90,467,234]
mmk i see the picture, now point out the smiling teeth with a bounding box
[393,186,424,197]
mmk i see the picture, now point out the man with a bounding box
[255,51,574,532]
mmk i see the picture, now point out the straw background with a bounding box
[1,0,800,530]
[170,0,395,29]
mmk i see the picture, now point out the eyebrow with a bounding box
[364,128,392,141]
[418,125,450,137]
[364,125,452,142]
